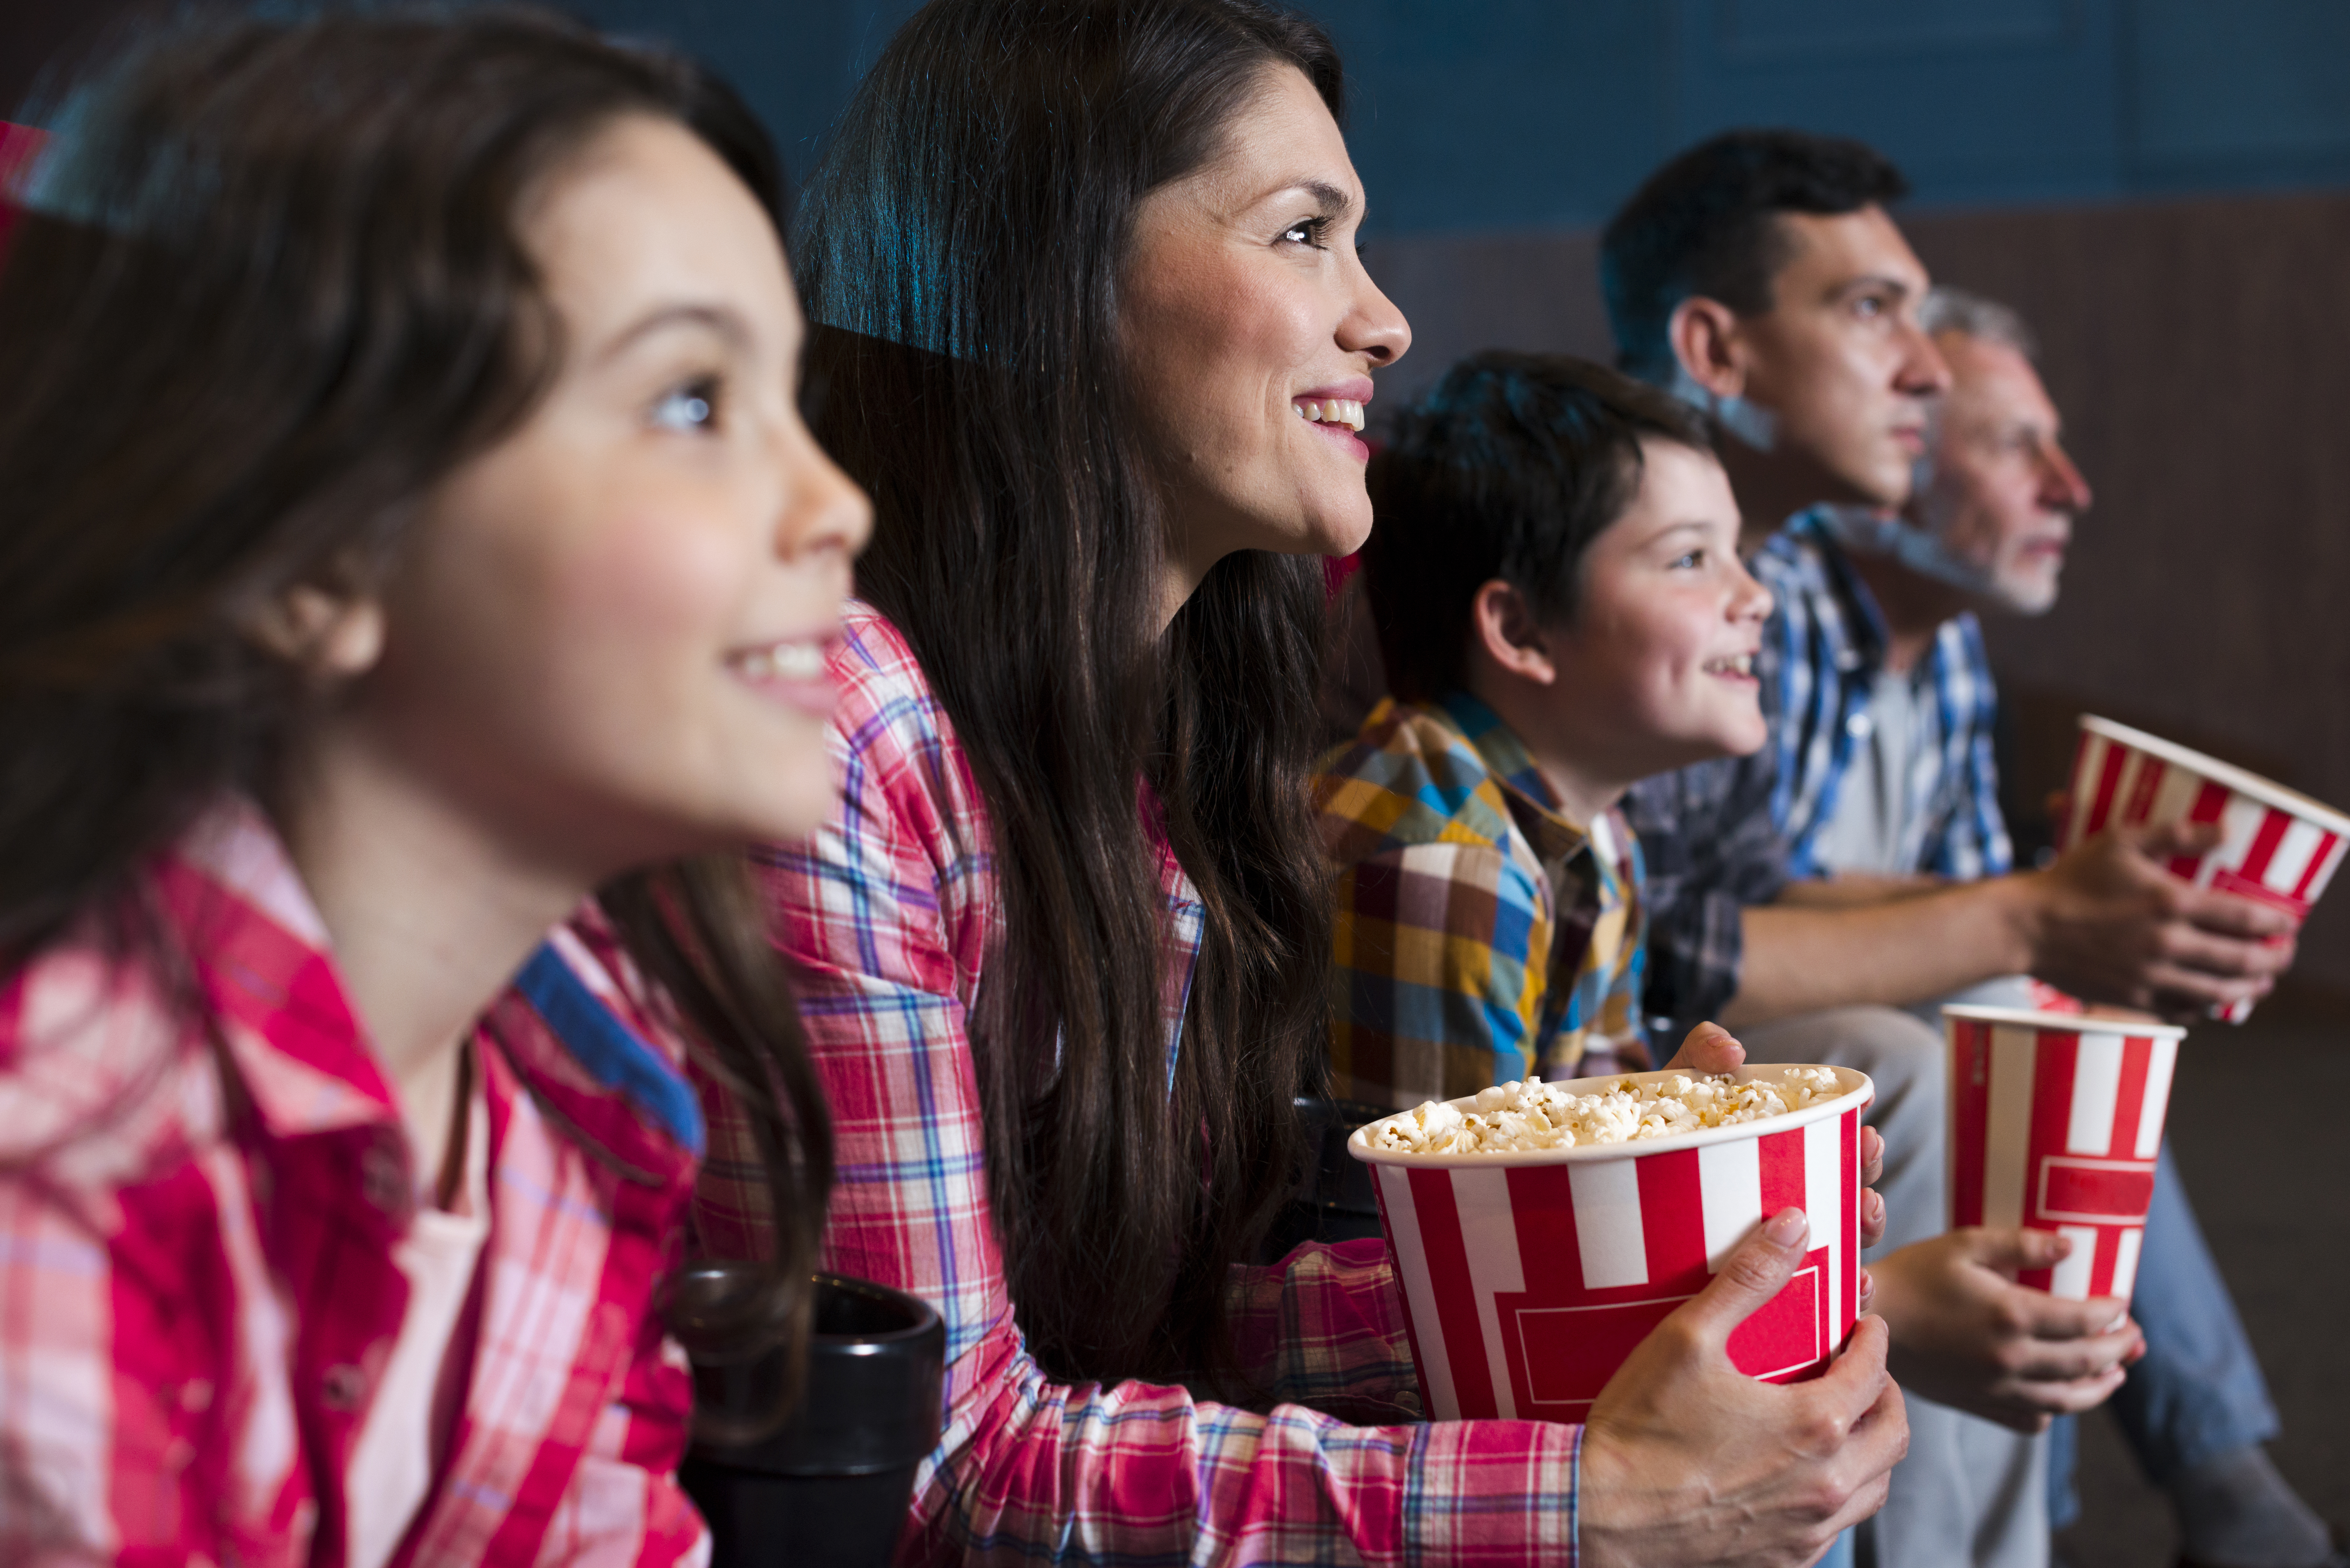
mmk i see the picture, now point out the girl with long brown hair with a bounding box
[0,12,863,1562]
[699,1,1902,1563]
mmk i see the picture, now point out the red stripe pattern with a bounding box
[1944,1007,2184,1301]
[2059,721,2346,1022]
[1367,1090,1868,1422]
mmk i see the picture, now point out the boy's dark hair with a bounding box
[1364,351,1714,705]
[1601,128,1908,383]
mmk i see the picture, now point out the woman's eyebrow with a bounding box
[1252,177,1357,218]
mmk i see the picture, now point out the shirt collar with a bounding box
[1786,506,1895,675]
[1433,689,1594,865]
[156,800,401,1140]
[154,800,700,1177]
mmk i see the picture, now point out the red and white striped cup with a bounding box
[1944,1004,2187,1302]
[1348,1065,1874,1423]
[2060,714,2349,1021]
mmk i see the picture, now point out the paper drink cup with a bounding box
[1944,1004,2187,1302]
[1348,1065,1873,1423]
[2060,714,2350,1022]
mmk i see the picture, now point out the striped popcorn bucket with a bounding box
[2060,714,2350,1021]
[1348,1066,1874,1423]
[1944,1004,2187,1302]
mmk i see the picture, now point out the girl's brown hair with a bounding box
[0,10,828,1422]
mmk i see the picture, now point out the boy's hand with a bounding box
[1580,1208,1908,1566]
[1664,1023,1887,1253]
[1661,1020,1746,1074]
[1867,1227,2140,1432]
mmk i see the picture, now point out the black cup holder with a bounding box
[665,1267,945,1568]
[1257,1096,1393,1262]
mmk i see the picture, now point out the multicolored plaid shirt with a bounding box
[1314,693,1648,1108]
[1756,509,2013,880]
[696,605,1584,1568]
[0,801,711,1567]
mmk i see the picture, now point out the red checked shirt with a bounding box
[0,801,711,1567]
[695,604,1585,1568]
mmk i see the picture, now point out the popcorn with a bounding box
[1364,1067,1847,1155]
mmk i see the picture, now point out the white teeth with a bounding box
[1708,653,1754,676]
[1296,397,1366,431]
[734,641,826,681]
[770,642,826,680]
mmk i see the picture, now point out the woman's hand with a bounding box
[1661,1021,1889,1255]
[1866,1227,2141,1432]
[1579,1208,1909,1567]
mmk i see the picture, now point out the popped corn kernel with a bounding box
[1363,1066,1846,1156]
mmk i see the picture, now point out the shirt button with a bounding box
[1846,712,1873,738]
[360,1138,408,1215]
[321,1363,368,1412]
[179,1378,214,1413]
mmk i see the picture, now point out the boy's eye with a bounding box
[651,381,718,433]
[1672,549,1705,569]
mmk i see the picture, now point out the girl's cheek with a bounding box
[571,505,743,640]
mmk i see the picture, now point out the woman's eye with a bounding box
[651,382,718,433]
[1280,216,1329,248]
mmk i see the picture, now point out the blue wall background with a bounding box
[567,0,2350,235]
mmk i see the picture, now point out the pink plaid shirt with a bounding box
[0,802,711,1567]
[696,604,1584,1568]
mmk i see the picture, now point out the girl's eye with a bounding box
[651,381,718,433]
[1280,216,1330,248]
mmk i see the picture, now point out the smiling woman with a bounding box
[0,12,864,1564]
[762,0,1408,1404]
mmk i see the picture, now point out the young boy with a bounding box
[1317,353,1770,1107]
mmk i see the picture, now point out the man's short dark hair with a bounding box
[1364,352,1714,705]
[1601,129,1909,384]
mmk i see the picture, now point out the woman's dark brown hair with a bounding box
[0,10,828,1422]
[795,0,1339,1388]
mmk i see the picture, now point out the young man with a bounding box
[1605,131,2329,1567]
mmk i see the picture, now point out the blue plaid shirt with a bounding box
[1755,509,2014,880]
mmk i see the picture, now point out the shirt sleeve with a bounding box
[1922,615,2014,882]
[715,633,1587,1568]
[1327,839,1549,1105]
[1217,1239,1422,1424]
[1624,753,1793,1038]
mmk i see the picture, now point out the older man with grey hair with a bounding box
[1744,286,2336,1566]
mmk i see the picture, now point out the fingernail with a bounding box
[1765,1208,1807,1246]
[2052,1234,2072,1257]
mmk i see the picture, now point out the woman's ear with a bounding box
[243,578,387,682]
[1468,579,1558,687]
[1668,295,1747,403]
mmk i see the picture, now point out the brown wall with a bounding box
[1370,191,2350,991]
